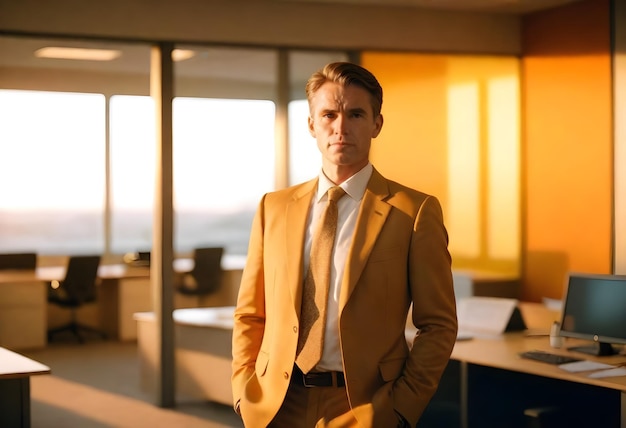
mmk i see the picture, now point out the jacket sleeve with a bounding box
[231,194,267,412]
[394,195,458,425]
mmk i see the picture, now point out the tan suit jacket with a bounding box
[232,168,458,428]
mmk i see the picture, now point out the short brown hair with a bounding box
[305,62,383,117]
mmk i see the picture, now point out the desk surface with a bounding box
[452,302,626,393]
[0,254,247,283]
[0,347,50,379]
[452,333,626,392]
[135,306,236,330]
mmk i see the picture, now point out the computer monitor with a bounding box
[559,273,626,356]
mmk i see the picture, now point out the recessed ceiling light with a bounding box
[172,49,195,62]
[34,47,122,61]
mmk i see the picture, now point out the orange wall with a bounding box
[363,53,521,274]
[522,0,612,301]
[361,54,449,204]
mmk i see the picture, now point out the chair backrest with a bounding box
[0,252,37,270]
[137,251,151,264]
[123,250,151,267]
[62,255,101,304]
[189,247,224,294]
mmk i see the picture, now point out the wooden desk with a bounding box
[135,307,235,405]
[99,257,244,341]
[429,303,626,428]
[451,335,626,427]
[0,347,50,427]
[0,265,152,349]
[0,271,48,349]
[0,255,246,349]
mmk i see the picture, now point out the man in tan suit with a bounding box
[232,62,457,428]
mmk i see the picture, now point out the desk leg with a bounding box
[619,391,626,428]
[20,378,30,427]
[0,377,30,427]
[460,361,468,428]
[99,278,120,340]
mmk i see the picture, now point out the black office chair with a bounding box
[0,252,37,270]
[47,255,107,343]
[175,247,224,296]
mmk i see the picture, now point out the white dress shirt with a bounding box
[303,163,373,372]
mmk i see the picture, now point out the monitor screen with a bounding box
[559,273,626,356]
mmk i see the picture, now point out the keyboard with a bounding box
[519,350,582,365]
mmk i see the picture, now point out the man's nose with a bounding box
[333,115,347,134]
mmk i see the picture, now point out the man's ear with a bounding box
[372,114,384,138]
[308,116,316,138]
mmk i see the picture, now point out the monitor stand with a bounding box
[567,342,617,356]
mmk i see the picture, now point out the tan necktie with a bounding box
[296,186,346,374]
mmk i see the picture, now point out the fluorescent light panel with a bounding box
[34,47,195,62]
[35,47,121,61]
[172,49,195,62]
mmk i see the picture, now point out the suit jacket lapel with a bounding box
[339,169,391,307]
[285,179,317,311]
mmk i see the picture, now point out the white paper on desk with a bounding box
[558,360,616,372]
[587,367,626,378]
[457,297,518,335]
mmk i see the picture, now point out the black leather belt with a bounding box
[293,365,345,387]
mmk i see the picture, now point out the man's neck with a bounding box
[322,161,369,185]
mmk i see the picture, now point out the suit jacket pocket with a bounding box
[255,350,269,377]
[378,356,406,382]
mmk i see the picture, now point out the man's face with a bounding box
[308,82,383,172]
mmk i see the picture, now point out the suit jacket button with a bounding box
[283,372,289,379]
[293,326,298,333]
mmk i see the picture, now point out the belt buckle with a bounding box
[302,371,341,387]
[302,371,329,388]
[302,372,317,388]
[331,372,345,387]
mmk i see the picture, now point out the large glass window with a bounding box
[173,46,279,255]
[0,89,105,254]
[288,99,320,184]
[109,95,275,255]
[0,37,352,261]
[287,51,349,186]
[109,95,155,253]
[172,97,275,254]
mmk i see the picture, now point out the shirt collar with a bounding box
[316,163,373,202]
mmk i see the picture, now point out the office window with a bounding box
[109,95,155,253]
[172,97,275,254]
[172,46,278,255]
[109,95,275,255]
[0,89,105,254]
[289,99,320,184]
[0,37,350,260]
[287,51,349,186]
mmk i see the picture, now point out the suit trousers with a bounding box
[268,374,358,428]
